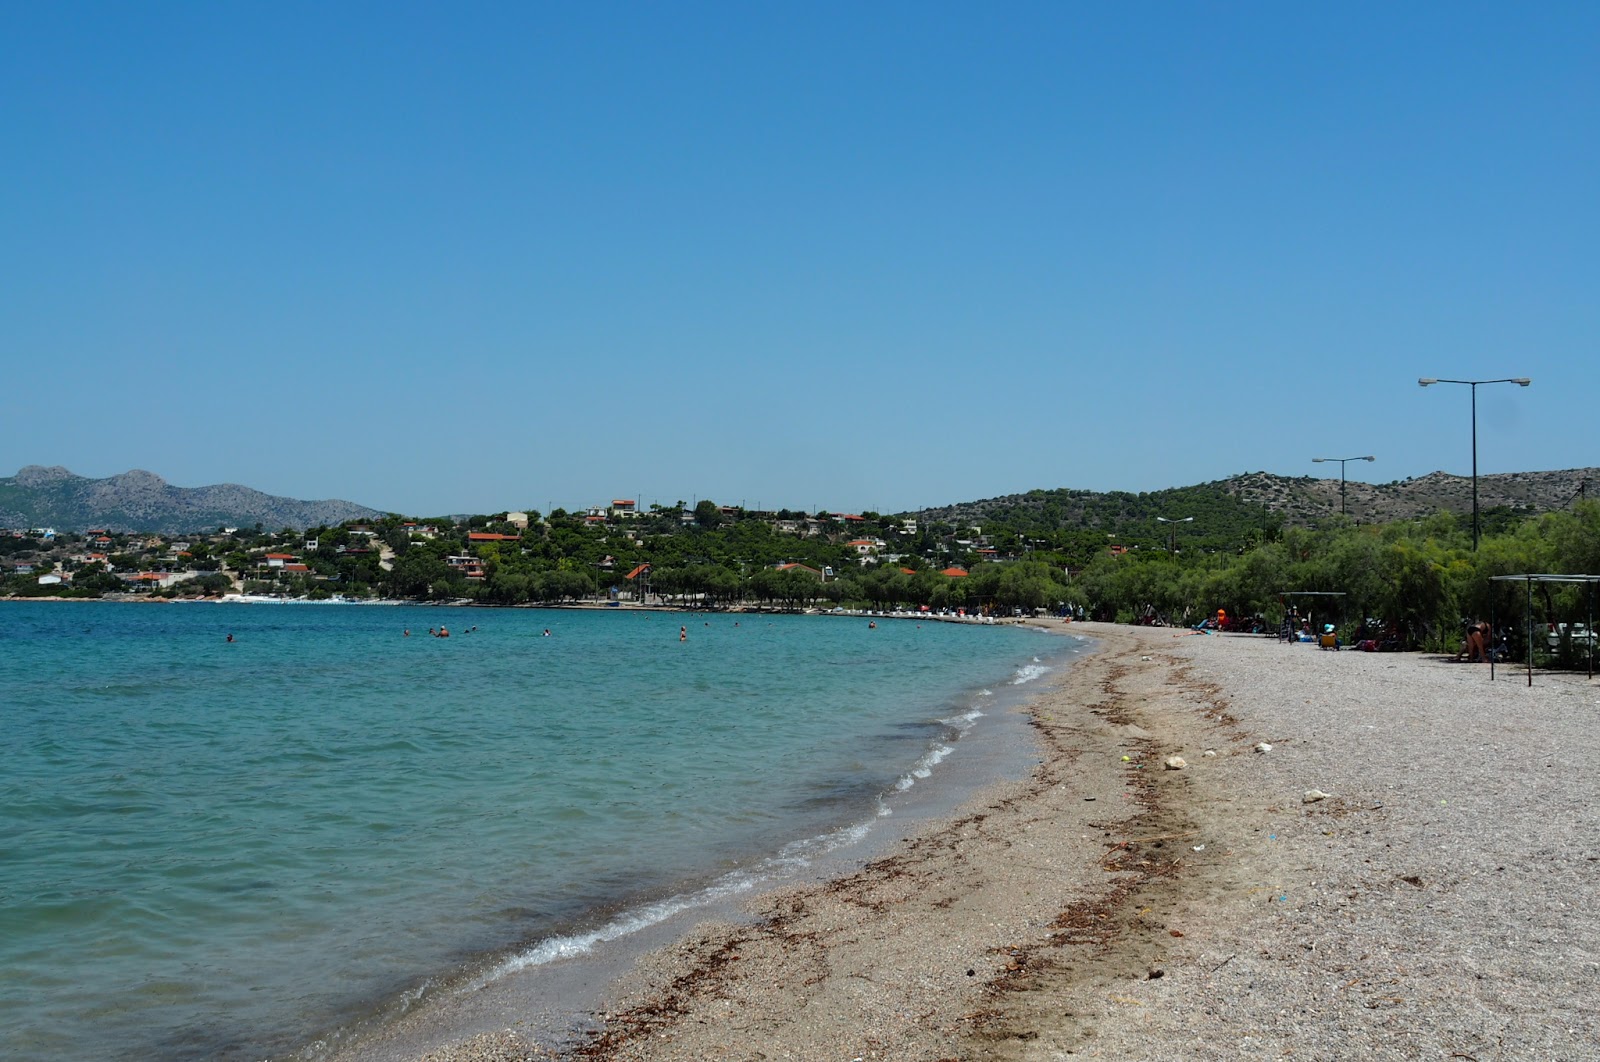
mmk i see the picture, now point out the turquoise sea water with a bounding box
[0,601,1080,1061]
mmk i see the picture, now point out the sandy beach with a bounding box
[379,622,1598,1061]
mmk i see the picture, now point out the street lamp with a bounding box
[1311,455,1376,517]
[1155,515,1193,554]
[1418,377,1532,549]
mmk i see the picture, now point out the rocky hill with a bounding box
[913,468,1599,537]
[0,466,384,534]
[1216,468,1598,527]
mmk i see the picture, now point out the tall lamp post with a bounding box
[1418,377,1531,549]
[1155,515,1193,554]
[1311,455,1376,517]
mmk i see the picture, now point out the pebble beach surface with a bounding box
[376,624,1599,1061]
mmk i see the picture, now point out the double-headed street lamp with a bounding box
[1418,377,1532,550]
[1311,455,1376,517]
[1155,515,1193,554]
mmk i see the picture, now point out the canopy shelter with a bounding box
[1488,574,1600,686]
[1275,592,1347,639]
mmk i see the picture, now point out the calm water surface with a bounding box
[0,601,1081,1060]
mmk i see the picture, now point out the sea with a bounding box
[0,600,1087,1061]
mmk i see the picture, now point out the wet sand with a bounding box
[362,622,1600,1061]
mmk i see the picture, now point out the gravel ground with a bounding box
[374,625,1600,1062]
[1104,630,1600,1062]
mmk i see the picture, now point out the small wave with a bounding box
[774,819,875,864]
[977,688,993,697]
[939,706,985,731]
[471,816,881,988]
[1010,662,1051,685]
[472,874,759,986]
[893,742,953,791]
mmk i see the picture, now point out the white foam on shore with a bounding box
[470,874,760,987]
[941,706,985,729]
[471,814,883,990]
[1010,660,1051,684]
[895,742,955,791]
[455,645,1074,1002]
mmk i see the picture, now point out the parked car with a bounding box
[1546,622,1597,650]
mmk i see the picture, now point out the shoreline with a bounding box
[332,622,1154,1061]
[374,622,1598,1060]
[307,623,1080,1062]
[0,593,1040,628]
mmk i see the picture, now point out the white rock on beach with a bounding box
[1163,756,1187,771]
[1255,742,1273,753]
[1303,789,1331,803]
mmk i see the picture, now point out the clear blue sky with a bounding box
[3,3,1595,517]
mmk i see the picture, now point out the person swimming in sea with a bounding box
[680,626,687,642]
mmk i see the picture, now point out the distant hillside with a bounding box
[1219,468,1598,527]
[913,468,1599,543]
[0,466,384,534]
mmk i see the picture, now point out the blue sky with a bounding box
[3,3,1595,517]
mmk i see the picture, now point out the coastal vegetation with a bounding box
[5,496,1599,658]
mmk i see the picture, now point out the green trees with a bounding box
[994,561,1064,612]
[385,547,453,598]
[749,567,820,610]
[694,500,722,528]
[1060,506,1600,649]
[19,492,1589,649]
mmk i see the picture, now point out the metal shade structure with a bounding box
[1488,574,1600,686]
[1276,591,1347,639]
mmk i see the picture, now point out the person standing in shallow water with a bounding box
[680,626,687,642]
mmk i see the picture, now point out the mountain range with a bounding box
[0,466,383,535]
[3,464,1595,537]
